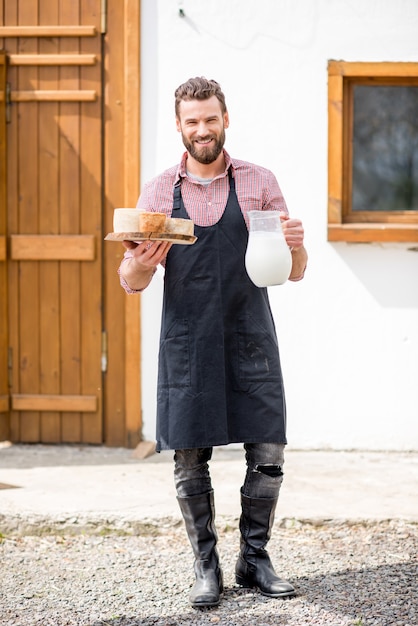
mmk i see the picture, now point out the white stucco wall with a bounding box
[139,0,418,450]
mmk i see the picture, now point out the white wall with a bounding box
[139,0,418,450]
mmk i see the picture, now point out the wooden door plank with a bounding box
[104,0,129,446]
[17,0,41,442]
[39,265,61,442]
[11,89,97,102]
[12,394,97,412]
[10,234,96,260]
[59,0,82,443]
[0,26,96,37]
[60,262,83,442]
[79,0,103,444]
[38,1,60,443]
[5,10,20,441]
[9,54,97,65]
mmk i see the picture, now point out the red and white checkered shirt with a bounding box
[136,149,288,227]
[119,149,288,292]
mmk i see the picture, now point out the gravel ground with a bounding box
[0,518,416,626]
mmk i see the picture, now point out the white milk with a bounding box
[245,231,292,287]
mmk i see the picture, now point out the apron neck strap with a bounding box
[172,166,234,213]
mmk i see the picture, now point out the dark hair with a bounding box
[174,77,227,117]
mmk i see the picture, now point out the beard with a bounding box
[181,128,225,164]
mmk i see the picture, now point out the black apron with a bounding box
[156,169,287,451]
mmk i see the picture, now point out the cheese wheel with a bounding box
[113,208,142,233]
[139,212,167,233]
[164,217,194,237]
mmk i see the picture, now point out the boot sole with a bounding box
[258,588,297,598]
[236,575,296,598]
[191,594,222,609]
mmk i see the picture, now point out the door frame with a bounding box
[103,0,142,447]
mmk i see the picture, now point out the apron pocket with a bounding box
[158,319,191,388]
[235,315,282,385]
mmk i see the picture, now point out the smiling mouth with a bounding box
[195,138,213,145]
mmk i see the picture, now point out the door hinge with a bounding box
[101,330,108,373]
[8,347,13,389]
[100,0,107,34]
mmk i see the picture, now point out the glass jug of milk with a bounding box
[245,211,292,287]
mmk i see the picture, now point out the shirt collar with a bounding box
[175,149,236,184]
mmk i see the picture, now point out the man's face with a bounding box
[176,96,229,165]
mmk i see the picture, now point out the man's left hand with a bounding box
[280,212,304,250]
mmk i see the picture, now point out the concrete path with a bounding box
[0,443,417,532]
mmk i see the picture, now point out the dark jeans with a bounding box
[174,443,285,500]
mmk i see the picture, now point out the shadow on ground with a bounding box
[88,560,416,626]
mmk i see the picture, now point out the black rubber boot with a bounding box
[235,491,296,598]
[177,490,223,608]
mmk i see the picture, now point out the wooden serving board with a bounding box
[104,232,197,245]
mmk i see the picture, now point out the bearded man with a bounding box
[119,77,307,609]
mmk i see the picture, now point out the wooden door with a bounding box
[0,0,142,447]
[1,4,103,443]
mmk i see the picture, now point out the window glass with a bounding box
[352,86,418,212]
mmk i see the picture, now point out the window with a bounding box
[328,61,418,243]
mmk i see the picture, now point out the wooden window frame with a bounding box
[328,61,418,243]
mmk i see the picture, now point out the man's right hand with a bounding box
[120,240,172,291]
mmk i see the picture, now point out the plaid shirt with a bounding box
[136,149,288,227]
[119,149,288,292]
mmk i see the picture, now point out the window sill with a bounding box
[327,223,418,243]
